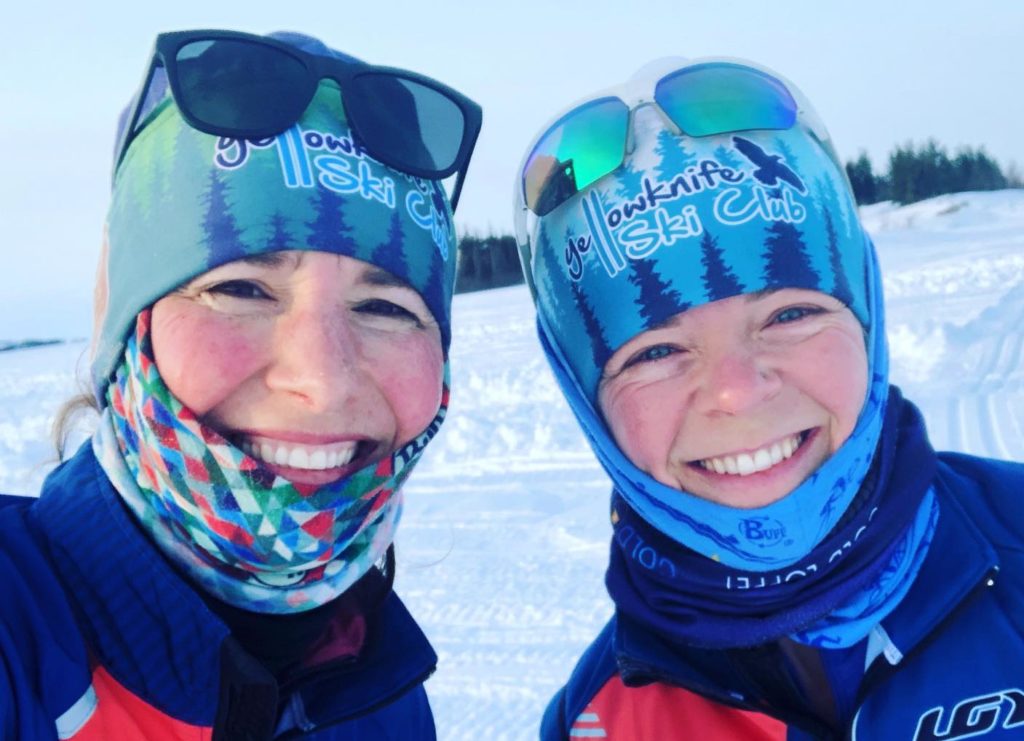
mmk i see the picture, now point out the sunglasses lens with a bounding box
[174,39,310,134]
[656,63,797,137]
[523,97,629,216]
[348,74,466,174]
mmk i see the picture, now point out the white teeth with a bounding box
[288,448,310,469]
[698,433,804,477]
[240,438,360,471]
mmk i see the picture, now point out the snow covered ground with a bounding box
[1,190,1022,738]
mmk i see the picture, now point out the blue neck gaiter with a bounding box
[604,388,939,648]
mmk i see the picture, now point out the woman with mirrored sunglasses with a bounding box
[514,57,1024,740]
[0,30,480,740]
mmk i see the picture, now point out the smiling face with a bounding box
[598,288,868,509]
[150,251,444,487]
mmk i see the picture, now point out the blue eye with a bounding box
[355,299,422,325]
[209,280,271,300]
[624,344,677,368]
[772,306,822,325]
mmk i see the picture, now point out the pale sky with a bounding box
[2,0,1022,340]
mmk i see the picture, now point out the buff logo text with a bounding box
[394,407,447,475]
[913,689,1024,741]
[615,525,677,579]
[725,507,879,590]
[739,517,787,546]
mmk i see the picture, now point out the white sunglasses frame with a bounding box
[512,56,847,300]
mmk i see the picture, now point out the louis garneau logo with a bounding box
[913,689,1024,741]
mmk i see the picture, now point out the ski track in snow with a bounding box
[1,190,1022,739]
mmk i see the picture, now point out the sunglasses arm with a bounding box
[512,195,539,300]
[449,169,466,212]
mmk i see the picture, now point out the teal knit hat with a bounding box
[93,33,456,402]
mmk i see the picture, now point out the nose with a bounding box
[264,303,369,412]
[697,346,782,417]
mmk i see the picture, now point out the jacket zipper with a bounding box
[274,663,437,739]
[844,566,999,741]
[617,655,836,739]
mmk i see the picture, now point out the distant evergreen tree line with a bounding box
[845,140,1022,206]
[455,234,525,293]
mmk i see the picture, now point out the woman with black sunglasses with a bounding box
[514,57,1024,740]
[0,30,479,739]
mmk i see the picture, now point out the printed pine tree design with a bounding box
[202,170,246,264]
[628,257,687,330]
[615,163,645,201]
[761,221,820,290]
[267,212,293,252]
[656,128,696,182]
[420,245,448,344]
[815,175,854,240]
[372,211,405,269]
[713,144,744,172]
[822,207,854,306]
[570,280,612,372]
[699,229,745,301]
[306,187,357,253]
[773,137,799,178]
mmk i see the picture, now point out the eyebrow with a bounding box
[223,253,415,291]
[235,252,295,268]
[745,288,782,302]
[640,289,785,332]
[361,266,415,291]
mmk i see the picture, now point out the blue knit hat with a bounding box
[92,32,456,403]
[528,100,868,401]
[518,58,891,570]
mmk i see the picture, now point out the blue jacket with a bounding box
[542,452,1024,740]
[0,443,438,740]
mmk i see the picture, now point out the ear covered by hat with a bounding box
[92,32,457,403]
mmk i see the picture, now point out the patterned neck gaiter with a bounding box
[93,311,448,613]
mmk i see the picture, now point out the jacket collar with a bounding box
[610,466,1000,693]
[862,476,999,671]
